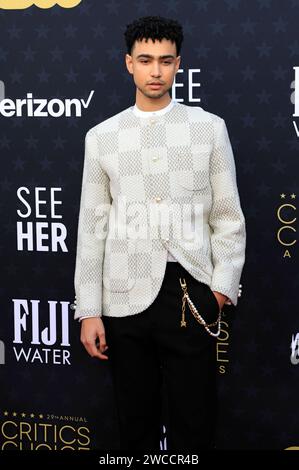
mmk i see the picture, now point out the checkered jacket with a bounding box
[73,102,246,319]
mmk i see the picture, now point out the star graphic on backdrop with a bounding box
[10,70,23,83]
[272,17,287,33]
[226,91,241,104]
[50,5,62,16]
[0,135,11,149]
[194,0,209,12]
[67,118,80,128]
[79,46,93,61]
[210,20,226,35]
[241,113,255,127]
[245,385,260,399]
[65,68,78,83]
[35,24,50,39]
[64,24,78,38]
[107,46,121,61]
[257,90,271,104]
[257,0,272,8]
[0,47,8,61]
[272,158,286,173]
[78,2,92,15]
[38,69,51,83]
[256,42,272,57]
[39,157,53,171]
[93,67,107,83]
[195,44,210,59]
[182,19,195,36]
[241,159,256,174]
[165,0,179,14]
[108,90,121,106]
[0,178,13,191]
[257,136,271,151]
[92,24,106,39]
[53,136,67,150]
[224,0,241,10]
[68,159,81,172]
[50,47,64,62]
[135,0,150,14]
[13,157,25,171]
[25,135,38,150]
[225,43,240,59]
[106,0,120,14]
[288,138,299,151]
[11,117,25,128]
[7,24,22,39]
[289,40,299,57]
[272,113,287,127]
[22,45,36,62]
[241,18,257,34]
[273,65,287,80]
[241,65,256,81]
[210,67,224,81]
[32,264,46,277]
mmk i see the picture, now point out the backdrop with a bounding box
[0,0,298,451]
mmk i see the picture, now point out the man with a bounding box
[73,15,246,451]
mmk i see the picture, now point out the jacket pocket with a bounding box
[103,238,137,292]
[207,286,221,313]
[176,172,209,192]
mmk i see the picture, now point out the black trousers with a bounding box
[102,262,219,452]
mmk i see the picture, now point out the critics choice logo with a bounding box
[276,193,297,258]
[0,0,81,9]
[0,411,90,450]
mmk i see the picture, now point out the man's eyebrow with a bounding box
[136,54,176,59]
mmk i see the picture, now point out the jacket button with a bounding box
[154,196,162,203]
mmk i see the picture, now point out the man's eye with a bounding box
[163,61,171,65]
[141,60,148,63]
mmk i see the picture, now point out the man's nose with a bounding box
[150,62,161,77]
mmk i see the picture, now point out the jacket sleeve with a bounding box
[209,117,246,306]
[73,129,112,320]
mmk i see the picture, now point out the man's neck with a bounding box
[134,92,172,112]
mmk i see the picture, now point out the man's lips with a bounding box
[148,83,163,88]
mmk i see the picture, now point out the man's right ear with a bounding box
[125,54,133,75]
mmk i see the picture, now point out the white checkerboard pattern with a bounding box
[73,102,246,319]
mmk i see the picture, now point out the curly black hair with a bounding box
[124,15,184,56]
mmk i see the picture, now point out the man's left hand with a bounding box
[212,291,227,311]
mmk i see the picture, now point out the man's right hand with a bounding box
[80,317,108,360]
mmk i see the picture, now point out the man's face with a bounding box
[125,38,181,99]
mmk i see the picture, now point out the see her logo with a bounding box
[0,0,81,9]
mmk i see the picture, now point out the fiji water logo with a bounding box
[290,333,299,365]
[0,0,81,8]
